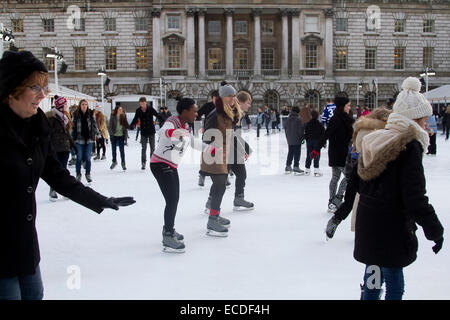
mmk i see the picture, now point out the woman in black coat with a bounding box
[318,96,354,213]
[0,50,135,300]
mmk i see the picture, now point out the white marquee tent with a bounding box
[39,83,99,113]
[426,84,450,104]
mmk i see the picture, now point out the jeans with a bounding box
[111,136,125,163]
[208,174,228,212]
[141,134,155,164]
[286,145,301,168]
[362,265,404,300]
[0,265,44,300]
[265,121,270,134]
[228,163,246,196]
[305,139,320,169]
[329,167,347,201]
[151,163,179,232]
[75,142,93,175]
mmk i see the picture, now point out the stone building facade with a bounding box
[1,0,450,113]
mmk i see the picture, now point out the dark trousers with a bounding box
[362,265,404,300]
[286,145,301,167]
[0,265,44,300]
[428,134,437,154]
[305,139,320,168]
[228,163,246,196]
[208,174,228,212]
[135,127,140,141]
[446,126,449,140]
[257,124,261,138]
[265,121,270,134]
[141,134,155,164]
[151,163,179,233]
[111,136,126,163]
[96,137,106,157]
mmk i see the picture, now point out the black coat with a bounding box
[130,104,162,137]
[304,119,325,142]
[0,104,109,277]
[354,140,444,268]
[46,110,75,153]
[284,112,304,146]
[320,111,354,167]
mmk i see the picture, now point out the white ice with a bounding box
[35,129,450,299]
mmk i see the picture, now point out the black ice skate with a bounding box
[162,228,185,253]
[285,165,293,174]
[293,166,305,175]
[233,194,254,211]
[121,162,127,171]
[110,161,117,170]
[85,174,92,184]
[206,215,229,237]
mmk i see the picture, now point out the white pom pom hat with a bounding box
[393,77,432,120]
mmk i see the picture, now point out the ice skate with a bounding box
[85,174,92,184]
[141,162,146,170]
[76,173,82,182]
[121,162,127,171]
[304,168,311,176]
[93,154,100,160]
[49,189,58,202]
[101,155,106,160]
[293,166,304,175]
[162,228,185,253]
[325,216,342,241]
[233,194,255,211]
[314,168,323,177]
[198,174,205,187]
[285,165,293,174]
[206,215,229,237]
[110,161,117,170]
[204,196,212,214]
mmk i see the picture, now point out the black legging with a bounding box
[150,162,179,232]
[208,174,228,213]
[228,163,246,196]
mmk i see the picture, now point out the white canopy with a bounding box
[39,83,98,112]
[426,84,450,104]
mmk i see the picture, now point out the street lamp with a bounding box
[356,82,363,107]
[46,47,64,95]
[372,79,378,109]
[420,67,436,97]
[0,23,15,57]
[97,67,108,110]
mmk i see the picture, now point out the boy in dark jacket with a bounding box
[304,110,325,176]
[284,106,305,175]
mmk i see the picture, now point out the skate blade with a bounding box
[233,206,255,212]
[49,197,58,202]
[206,229,228,237]
[314,174,323,177]
[163,246,185,253]
[294,172,305,176]
[284,171,292,174]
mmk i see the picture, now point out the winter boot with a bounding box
[233,193,255,211]
[49,189,58,202]
[121,162,127,171]
[206,215,229,237]
[293,166,304,175]
[285,165,293,174]
[85,174,92,183]
[162,227,185,253]
[325,216,342,240]
[76,173,82,181]
[110,161,117,170]
[198,174,205,187]
[304,168,311,176]
[314,168,323,177]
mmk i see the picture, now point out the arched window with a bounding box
[305,90,321,110]
[365,92,376,110]
[264,90,280,111]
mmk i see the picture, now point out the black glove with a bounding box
[102,197,136,210]
[432,237,444,254]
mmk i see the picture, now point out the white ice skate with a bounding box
[314,168,323,177]
[304,168,311,176]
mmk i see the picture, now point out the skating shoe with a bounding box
[162,228,185,253]
[293,166,305,175]
[76,173,82,181]
[217,215,230,228]
[93,155,100,160]
[49,189,58,202]
[198,174,205,187]
[314,168,323,177]
[121,162,127,171]
[233,194,255,211]
[285,165,293,174]
[85,174,92,183]
[110,161,117,170]
[304,168,311,176]
[141,162,146,170]
[206,215,229,237]
[101,155,106,160]
[325,216,342,240]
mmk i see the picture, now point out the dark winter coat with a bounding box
[71,108,100,144]
[285,112,304,146]
[0,104,109,278]
[304,119,325,142]
[130,104,162,137]
[108,114,129,137]
[196,101,216,121]
[45,109,75,153]
[353,130,444,268]
[158,111,172,127]
[320,111,354,167]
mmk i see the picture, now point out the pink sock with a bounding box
[210,209,220,216]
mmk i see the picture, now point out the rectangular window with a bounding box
[261,20,274,34]
[12,19,24,33]
[365,47,377,70]
[394,47,405,70]
[43,47,55,70]
[167,15,180,30]
[208,20,221,35]
[104,18,116,32]
[261,48,274,70]
[135,17,148,32]
[423,47,434,68]
[74,18,86,32]
[423,19,435,33]
[305,43,318,69]
[235,21,247,34]
[105,47,117,70]
[167,44,181,69]
[335,18,347,32]
[394,19,405,33]
[42,19,54,32]
[74,47,86,70]
[208,48,222,70]
[305,16,319,33]
[135,47,148,69]
[234,48,248,70]
[335,46,348,70]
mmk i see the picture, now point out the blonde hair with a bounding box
[223,97,242,122]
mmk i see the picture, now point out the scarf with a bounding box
[53,108,68,126]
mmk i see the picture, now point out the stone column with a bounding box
[324,8,334,77]
[291,9,301,77]
[186,8,196,77]
[152,8,161,78]
[198,9,206,77]
[225,8,234,78]
[252,9,262,78]
[281,9,289,77]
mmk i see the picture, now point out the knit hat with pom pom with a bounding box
[393,77,432,120]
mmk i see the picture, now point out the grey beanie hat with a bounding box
[219,83,237,98]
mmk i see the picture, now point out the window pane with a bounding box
[104,18,116,32]
[74,18,85,32]
[168,44,181,68]
[136,47,148,69]
[74,47,86,70]
[394,19,405,33]
[335,46,347,69]
[423,47,434,68]
[305,16,319,33]
[264,91,279,110]
[105,47,117,70]
[365,47,376,69]
[305,43,318,68]
[423,20,434,33]
[261,20,273,34]
[336,18,347,32]
[394,47,405,70]
[135,17,148,32]
[234,48,248,69]
[235,21,247,34]
[365,93,376,109]
[208,21,221,34]
[261,48,274,70]
[167,16,180,30]
[208,48,222,70]
[12,19,24,33]
[43,19,54,32]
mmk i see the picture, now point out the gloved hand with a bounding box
[101,197,136,210]
[433,237,444,254]
[310,150,319,159]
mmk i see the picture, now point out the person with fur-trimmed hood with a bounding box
[343,77,443,300]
